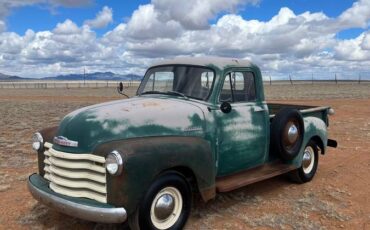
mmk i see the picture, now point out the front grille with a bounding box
[43,142,107,203]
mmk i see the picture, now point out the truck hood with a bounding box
[54,96,206,153]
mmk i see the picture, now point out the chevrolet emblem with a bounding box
[53,136,78,147]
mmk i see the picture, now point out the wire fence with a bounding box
[0,73,370,89]
[261,72,370,85]
[0,80,141,89]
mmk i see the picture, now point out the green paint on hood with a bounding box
[54,96,206,153]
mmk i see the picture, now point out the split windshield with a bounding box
[137,65,215,101]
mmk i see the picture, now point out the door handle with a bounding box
[254,107,265,112]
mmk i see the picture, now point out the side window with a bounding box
[220,71,256,103]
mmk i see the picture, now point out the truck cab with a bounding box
[28,57,337,230]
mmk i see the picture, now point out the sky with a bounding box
[0,0,369,79]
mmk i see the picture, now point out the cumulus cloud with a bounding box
[152,0,260,30]
[334,32,370,61]
[0,20,5,32]
[338,0,370,29]
[0,0,92,18]
[84,6,113,29]
[1,0,370,77]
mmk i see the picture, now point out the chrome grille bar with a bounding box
[43,142,107,203]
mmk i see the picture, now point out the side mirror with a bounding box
[117,82,129,98]
[118,82,123,92]
[220,102,232,113]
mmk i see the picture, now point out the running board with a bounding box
[216,162,297,193]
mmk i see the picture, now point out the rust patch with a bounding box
[40,126,58,143]
[216,161,297,193]
[142,101,162,107]
[200,185,216,202]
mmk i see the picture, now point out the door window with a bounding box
[220,71,256,103]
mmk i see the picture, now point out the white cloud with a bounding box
[338,0,370,29]
[53,19,80,34]
[0,0,92,18]
[125,4,182,40]
[334,32,370,61]
[0,20,5,32]
[84,6,113,29]
[152,0,260,30]
[1,0,370,77]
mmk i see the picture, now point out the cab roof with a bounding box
[152,56,255,70]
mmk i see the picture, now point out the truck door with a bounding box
[216,70,268,176]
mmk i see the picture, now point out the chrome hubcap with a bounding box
[302,151,312,168]
[287,124,298,144]
[150,187,183,229]
[302,146,315,174]
[154,194,175,220]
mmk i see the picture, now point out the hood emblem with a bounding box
[53,136,78,147]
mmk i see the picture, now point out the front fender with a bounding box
[292,117,327,167]
[93,136,216,215]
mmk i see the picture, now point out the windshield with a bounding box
[137,65,215,101]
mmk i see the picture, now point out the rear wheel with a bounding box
[271,108,305,161]
[129,172,192,230]
[288,140,319,183]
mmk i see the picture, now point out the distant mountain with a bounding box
[0,73,24,81]
[43,72,142,81]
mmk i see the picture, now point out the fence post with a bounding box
[311,73,314,85]
[358,73,361,84]
[289,74,293,85]
[269,75,272,85]
[335,73,337,84]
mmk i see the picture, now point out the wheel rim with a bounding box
[302,146,315,174]
[150,187,183,229]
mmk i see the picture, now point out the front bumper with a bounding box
[27,174,127,223]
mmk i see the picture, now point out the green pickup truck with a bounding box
[28,57,337,229]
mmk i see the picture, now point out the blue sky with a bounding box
[0,0,369,78]
[7,0,360,38]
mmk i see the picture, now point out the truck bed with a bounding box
[268,103,330,124]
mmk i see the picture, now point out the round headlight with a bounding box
[32,132,43,151]
[106,151,123,176]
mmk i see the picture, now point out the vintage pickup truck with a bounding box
[28,57,337,229]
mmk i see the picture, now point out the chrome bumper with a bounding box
[28,174,127,223]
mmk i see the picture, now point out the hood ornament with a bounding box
[53,136,78,147]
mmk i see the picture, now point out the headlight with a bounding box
[32,132,43,151]
[106,151,123,176]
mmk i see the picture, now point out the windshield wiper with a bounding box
[141,90,188,99]
[166,91,188,99]
[140,90,163,95]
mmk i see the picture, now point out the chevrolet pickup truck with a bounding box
[28,57,337,230]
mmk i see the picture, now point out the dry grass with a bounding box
[0,83,369,229]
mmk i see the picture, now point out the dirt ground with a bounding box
[0,83,369,229]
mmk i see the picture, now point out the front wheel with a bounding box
[129,172,192,230]
[288,140,319,183]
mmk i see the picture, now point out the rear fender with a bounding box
[292,117,327,167]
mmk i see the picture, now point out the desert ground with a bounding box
[0,83,369,229]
